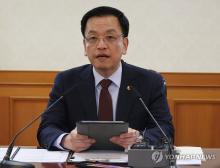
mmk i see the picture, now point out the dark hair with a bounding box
[81,6,129,37]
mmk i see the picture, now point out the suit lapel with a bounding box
[116,62,137,121]
[78,65,98,120]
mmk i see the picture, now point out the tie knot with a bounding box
[100,79,112,88]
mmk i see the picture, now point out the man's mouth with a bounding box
[96,54,110,58]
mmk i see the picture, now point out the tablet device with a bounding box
[76,121,128,150]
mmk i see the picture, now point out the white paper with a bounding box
[0,147,18,160]
[13,148,68,162]
[71,150,128,163]
[175,146,203,165]
[1,146,204,165]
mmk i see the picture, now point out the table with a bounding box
[30,148,220,168]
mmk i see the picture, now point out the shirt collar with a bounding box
[93,62,122,87]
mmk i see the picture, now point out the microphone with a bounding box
[127,85,170,144]
[127,85,176,168]
[0,85,77,168]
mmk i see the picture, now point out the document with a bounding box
[0,147,19,160]
[0,148,69,163]
[176,146,203,165]
[14,148,69,162]
[70,150,128,163]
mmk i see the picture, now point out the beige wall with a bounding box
[0,0,220,72]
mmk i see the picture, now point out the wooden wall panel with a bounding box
[0,71,220,147]
[0,97,10,144]
[9,97,48,146]
[0,71,52,146]
[173,99,220,148]
[163,73,220,147]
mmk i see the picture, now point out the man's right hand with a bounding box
[61,128,96,152]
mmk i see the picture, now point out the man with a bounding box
[37,6,174,152]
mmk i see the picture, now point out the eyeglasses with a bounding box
[84,34,124,45]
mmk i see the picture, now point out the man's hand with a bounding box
[110,128,141,149]
[61,129,96,152]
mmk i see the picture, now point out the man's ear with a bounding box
[83,39,87,56]
[122,37,129,55]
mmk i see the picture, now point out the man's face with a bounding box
[83,15,128,77]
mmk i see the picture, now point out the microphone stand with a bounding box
[0,96,64,168]
[0,84,78,168]
[127,86,177,168]
[138,98,176,168]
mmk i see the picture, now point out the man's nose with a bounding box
[97,38,107,49]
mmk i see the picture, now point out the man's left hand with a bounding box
[110,128,141,149]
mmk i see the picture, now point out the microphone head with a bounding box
[127,85,133,91]
[127,85,142,98]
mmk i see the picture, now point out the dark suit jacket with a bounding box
[37,61,174,150]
